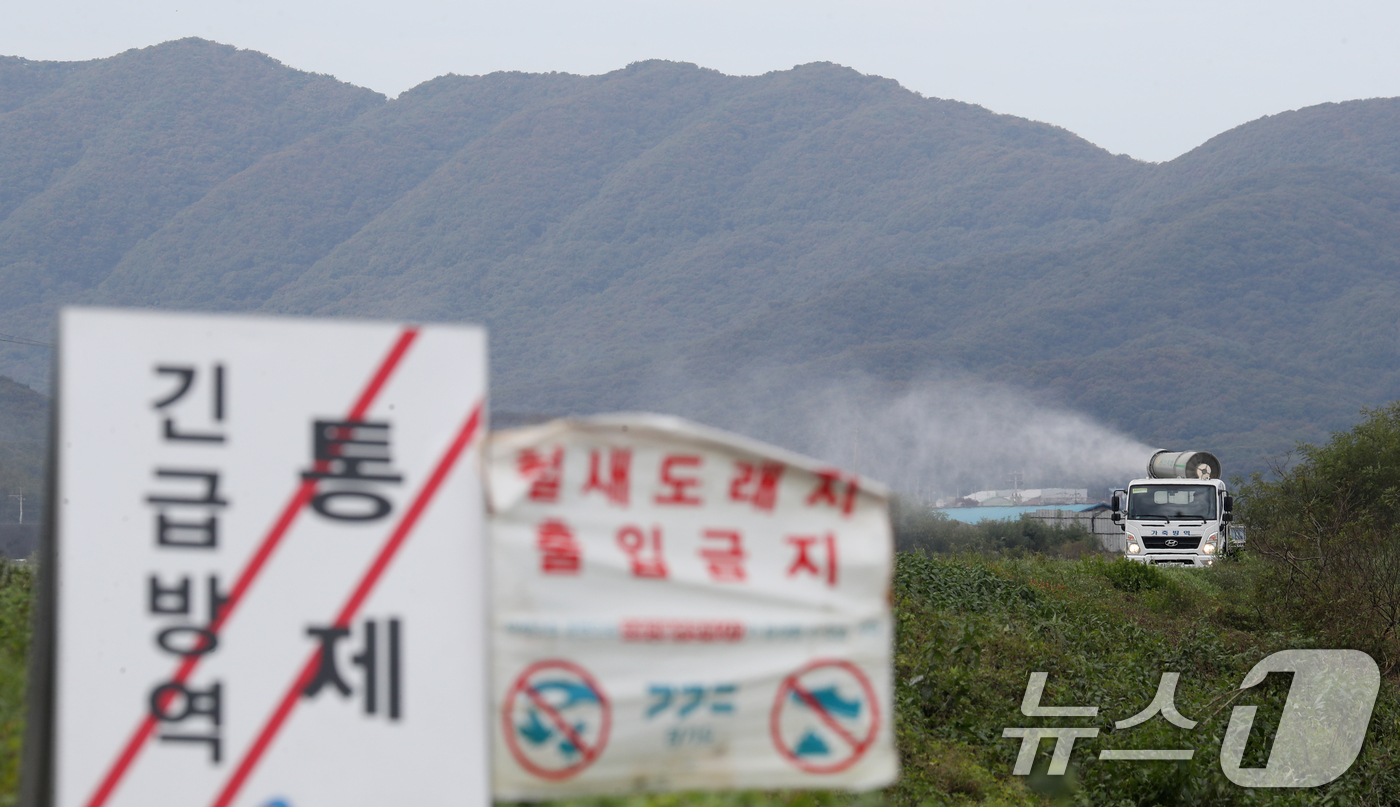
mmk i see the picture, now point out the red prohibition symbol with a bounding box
[770,659,880,774]
[503,659,612,780]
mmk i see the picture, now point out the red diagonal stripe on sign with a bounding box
[83,327,420,807]
[208,401,484,807]
[521,684,600,763]
[789,682,866,752]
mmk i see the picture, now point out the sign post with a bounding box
[30,308,489,807]
[488,414,898,797]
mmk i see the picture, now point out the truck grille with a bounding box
[1143,536,1201,550]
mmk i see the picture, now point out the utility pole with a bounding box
[852,423,859,477]
[8,491,22,524]
[1007,472,1023,505]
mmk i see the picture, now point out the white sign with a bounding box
[487,415,898,797]
[49,308,489,807]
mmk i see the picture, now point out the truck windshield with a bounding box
[1127,485,1216,520]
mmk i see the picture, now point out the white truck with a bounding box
[1109,450,1234,567]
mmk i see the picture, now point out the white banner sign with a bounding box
[50,309,489,807]
[488,415,897,797]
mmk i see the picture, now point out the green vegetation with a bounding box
[8,543,1400,805]
[526,548,1400,806]
[1238,400,1400,668]
[888,551,1400,805]
[1091,555,1171,593]
[0,560,32,806]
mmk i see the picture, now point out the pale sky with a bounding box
[3,0,1400,163]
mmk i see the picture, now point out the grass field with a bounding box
[0,560,32,807]
[3,548,1397,806]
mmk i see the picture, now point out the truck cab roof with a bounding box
[1125,478,1227,489]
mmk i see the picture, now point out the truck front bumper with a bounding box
[1127,553,1215,568]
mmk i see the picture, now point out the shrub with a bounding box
[1092,556,1169,592]
[1240,402,1400,666]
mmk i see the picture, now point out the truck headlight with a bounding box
[1127,535,1140,554]
[1203,543,1215,554]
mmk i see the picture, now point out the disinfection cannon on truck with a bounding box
[1109,450,1234,567]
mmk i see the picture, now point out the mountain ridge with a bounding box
[2,39,1399,490]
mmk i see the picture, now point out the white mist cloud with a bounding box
[669,371,1156,502]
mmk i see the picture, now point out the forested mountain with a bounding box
[551,165,1400,468]
[1117,97,1400,215]
[2,38,1399,493]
